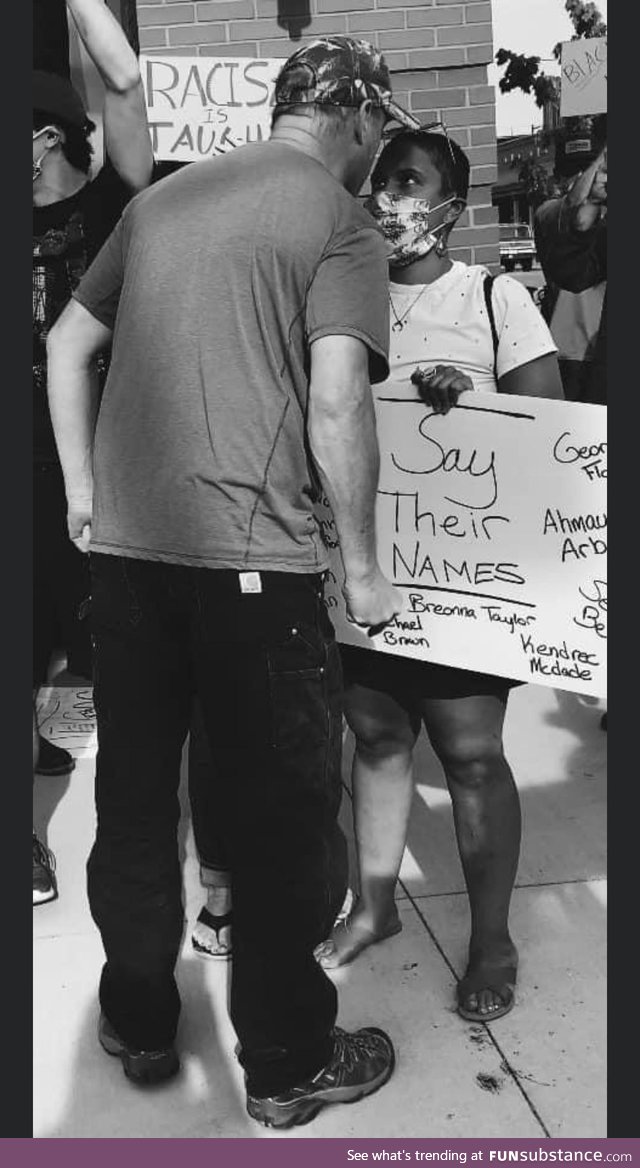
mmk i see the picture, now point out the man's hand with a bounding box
[67,495,93,553]
[411,364,474,415]
[343,568,403,631]
[565,148,607,232]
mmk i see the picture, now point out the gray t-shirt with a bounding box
[73,142,390,572]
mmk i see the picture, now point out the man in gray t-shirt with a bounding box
[73,141,390,571]
[48,35,414,1127]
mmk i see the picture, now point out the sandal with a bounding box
[456,963,517,1023]
[191,906,232,960]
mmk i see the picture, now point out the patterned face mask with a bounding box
[365,190,458,267]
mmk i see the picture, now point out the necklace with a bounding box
[389,284,428,332]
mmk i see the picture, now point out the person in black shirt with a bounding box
[33,0,153,906]
[535,145,607,407]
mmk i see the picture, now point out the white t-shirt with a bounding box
[386,261,557,394]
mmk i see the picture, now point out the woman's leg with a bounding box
[188,701,232,957]
[422,691,520,1017]
[315,681,420,968]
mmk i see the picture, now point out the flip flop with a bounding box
[456,963,517,1023]
[314,915,403,969]
[191,906,232,960]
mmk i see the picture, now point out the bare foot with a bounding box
[314,903,402,969]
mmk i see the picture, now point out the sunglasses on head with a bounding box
[381,119,457,168]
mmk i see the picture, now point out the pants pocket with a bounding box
[266,623,330,753]
[90,555,143,635]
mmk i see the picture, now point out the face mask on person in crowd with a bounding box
[365,190,458,267]
[33,127,56,183]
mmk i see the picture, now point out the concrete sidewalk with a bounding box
[33,681,606,1139]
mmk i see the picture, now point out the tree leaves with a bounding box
[495,1,607,106]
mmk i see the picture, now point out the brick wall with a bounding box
[135,0,499,266]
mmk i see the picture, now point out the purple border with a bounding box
[6,1138,640,1164]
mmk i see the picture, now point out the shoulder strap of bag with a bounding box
[483,273,499,386]
[539,280,560,326]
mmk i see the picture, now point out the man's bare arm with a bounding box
[67,0,153,191]
[308,335,402,628]
[47,299,113,551]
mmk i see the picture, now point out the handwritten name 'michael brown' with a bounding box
[519,633,599,682]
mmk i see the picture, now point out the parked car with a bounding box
[499,223,536,272]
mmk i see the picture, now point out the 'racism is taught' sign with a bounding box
[318,393,606,698]
[140,55,285,161]
[560,37,607,118]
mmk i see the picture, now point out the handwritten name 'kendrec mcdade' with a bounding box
[519,633,599,681]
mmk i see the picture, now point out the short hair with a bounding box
[377,130,470,202]
[33,108,96,175]
[271,102,356,135]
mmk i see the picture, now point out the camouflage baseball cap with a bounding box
[274,35,420,130]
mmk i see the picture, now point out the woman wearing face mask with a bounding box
[315,129,563,1023]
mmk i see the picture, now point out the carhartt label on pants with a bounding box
[239,572,262,594]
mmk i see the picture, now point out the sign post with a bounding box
[318,392,607,698]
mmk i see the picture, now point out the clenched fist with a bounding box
[343,569,403,632]
[67,494,93,554]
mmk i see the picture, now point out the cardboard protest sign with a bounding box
[140,55,285,161]
[36,687,97,759]
[318,392,606,697]
[560,37,607,117]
